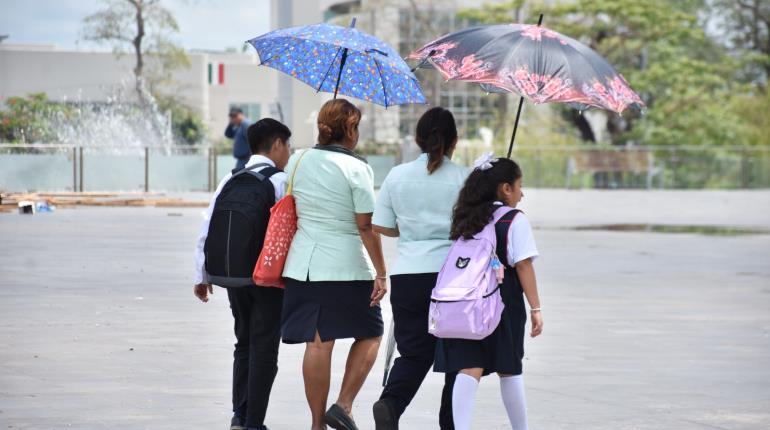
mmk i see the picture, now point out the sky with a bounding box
[0,0,271,52]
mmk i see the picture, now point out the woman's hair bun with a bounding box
[318,122,334,139]
[316,99,362,146]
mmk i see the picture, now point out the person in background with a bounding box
[194,118,292,430]
[371,107,467,430]
[226,107,252,170]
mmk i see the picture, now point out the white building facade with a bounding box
[1,0,521,150]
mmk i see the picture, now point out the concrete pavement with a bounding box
[1,190,769,429]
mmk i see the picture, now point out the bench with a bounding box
[566,149,661,189]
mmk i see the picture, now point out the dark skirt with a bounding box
[281,277,384,344]
[433,268,527,376]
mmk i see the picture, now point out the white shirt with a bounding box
[193,154,288,285]
[373,153,469,275]
[494,202,539,267]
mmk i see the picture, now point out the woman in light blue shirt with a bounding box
[371,107,467,429]
[281,99,387,430]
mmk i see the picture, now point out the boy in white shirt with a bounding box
[193,118,291,430]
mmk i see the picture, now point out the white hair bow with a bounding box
[473,152,498,171]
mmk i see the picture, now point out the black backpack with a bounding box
[204,163,281,287]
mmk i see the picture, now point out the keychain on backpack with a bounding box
[490,256,504,284]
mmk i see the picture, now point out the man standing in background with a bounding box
[225,107,252,170]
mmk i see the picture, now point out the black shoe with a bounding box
[230,416,246,430]
[325,403,359,430]
[373,398,398,430]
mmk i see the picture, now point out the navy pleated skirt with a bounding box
[433,267,527,376]
[281,277,384,344]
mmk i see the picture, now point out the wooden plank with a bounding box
[154,200,208,208]
[0,192,205,208]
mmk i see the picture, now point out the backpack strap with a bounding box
[495,209,520,268]
[256,166,282,206]
[231,162,272,180]
[258,166,282,180]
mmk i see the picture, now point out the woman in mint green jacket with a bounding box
[281,99,387,430]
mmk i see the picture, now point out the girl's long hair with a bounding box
[415,107,457,174]
[450,158,522,240]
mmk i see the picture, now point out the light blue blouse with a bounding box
[373,153,469,275]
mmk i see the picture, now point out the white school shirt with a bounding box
[193,154,288,285]
[493,201,539,266]
[373,153,469,275]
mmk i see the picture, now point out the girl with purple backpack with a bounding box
[433,154,543,430]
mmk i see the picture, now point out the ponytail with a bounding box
[415,107,458,174]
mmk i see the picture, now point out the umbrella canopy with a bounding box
[410,23,644,113]
[248,21,425,107]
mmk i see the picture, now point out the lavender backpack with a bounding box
[428,206,516,340]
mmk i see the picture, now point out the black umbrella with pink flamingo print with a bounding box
[410,15,645,158]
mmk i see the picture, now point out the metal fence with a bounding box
[452,145,770,189]
[0,144,214,193]
[0,144,397,193]
[1,144,768,192]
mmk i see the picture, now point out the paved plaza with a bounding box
[1,190,769,429]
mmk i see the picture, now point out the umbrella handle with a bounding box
[410,49,436,73]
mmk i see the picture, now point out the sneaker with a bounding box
[325,403,359,430]
[373,398,398,430]
[230,416,246,430]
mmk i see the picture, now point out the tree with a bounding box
[709,0,770,90]
[155,94,206,145]
[0,94,74,143]
[459,0,746,147]
[81,0,204,146]
[82,0,189,104]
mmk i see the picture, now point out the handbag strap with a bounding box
[286,149,311,196]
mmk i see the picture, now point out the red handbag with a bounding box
[252,150,310,288]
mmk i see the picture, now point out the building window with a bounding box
[231,103,261,121]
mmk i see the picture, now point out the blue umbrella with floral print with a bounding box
[247,18,425,107]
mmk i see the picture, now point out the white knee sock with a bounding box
[500,374,528,430]
[452,373,480,430]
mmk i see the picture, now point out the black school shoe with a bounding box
[230,416,246,430]
[325,404,359,430]
[373,398,398,430]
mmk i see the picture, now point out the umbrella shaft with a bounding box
[333,48,349,99]
[507,96,525,159]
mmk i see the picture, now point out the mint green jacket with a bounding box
[282,148,376,282]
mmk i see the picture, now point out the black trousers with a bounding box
[380,273,455,429]
[227,286,284,428]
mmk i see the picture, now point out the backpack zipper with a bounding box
[226,211,232,276]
